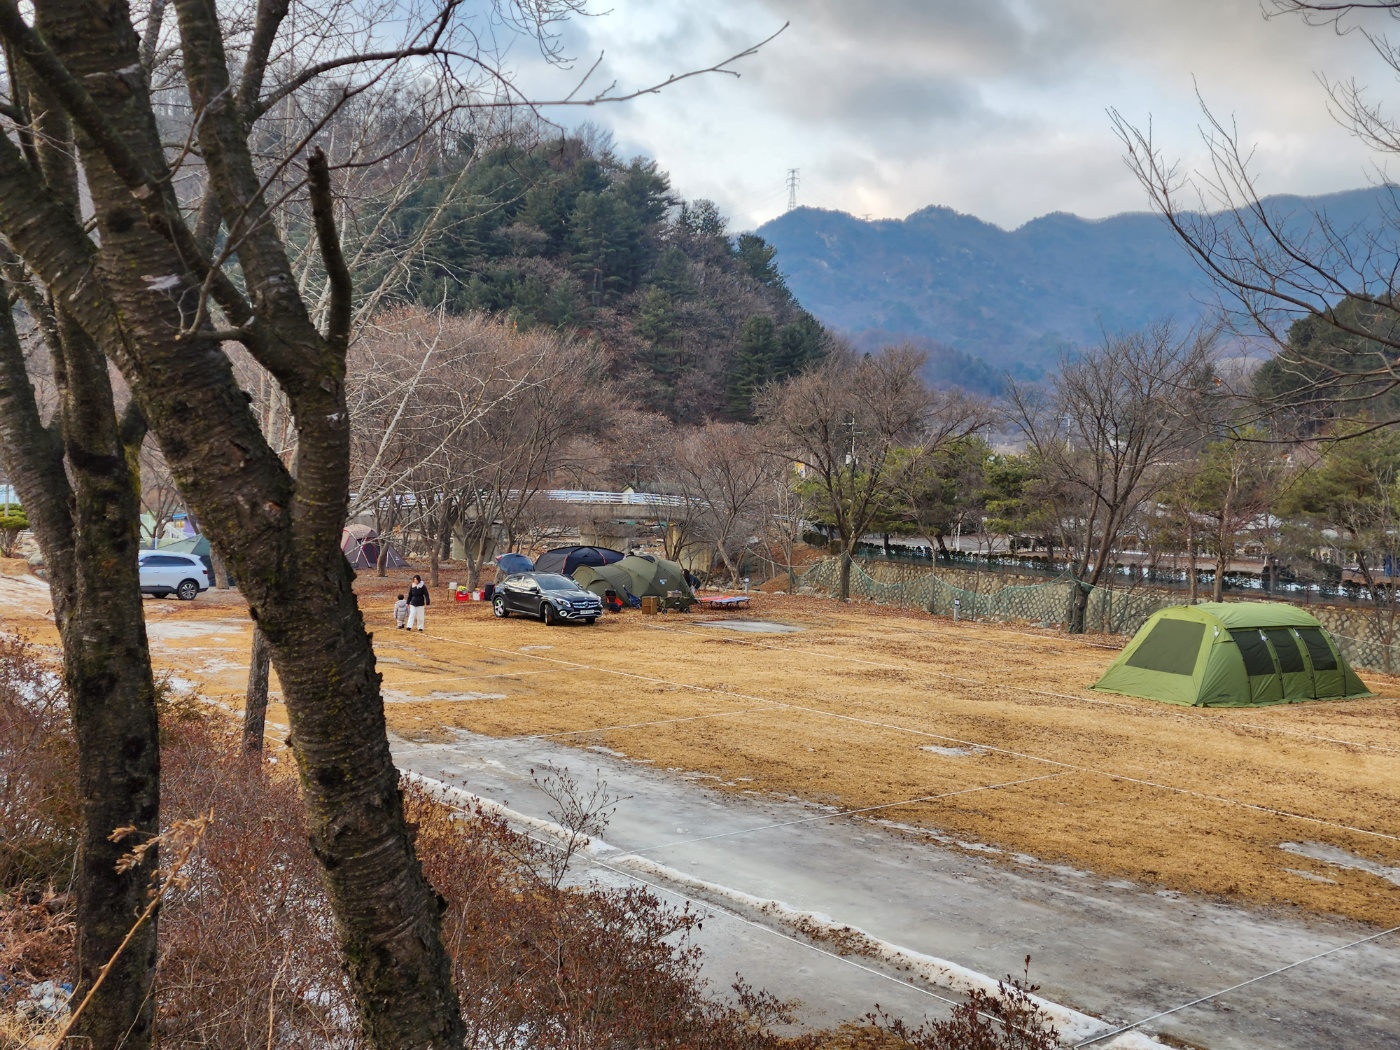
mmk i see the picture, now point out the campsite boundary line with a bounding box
[420,630,1400,845]
[1071,923,1400,1047]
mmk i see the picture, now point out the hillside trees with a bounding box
[1278,426,1400,666]
[0,0,777,1045]
[763,344,988,598]
[1009,326,1213,631]
[387,134,827,418]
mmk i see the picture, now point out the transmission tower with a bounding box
[786,168,800,211]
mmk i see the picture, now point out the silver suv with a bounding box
[138,551,210,600]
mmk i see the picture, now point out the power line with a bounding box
[785,167,800,211]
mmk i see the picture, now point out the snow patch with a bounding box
[920,744,985,757]
[1280,842,1400,886]
[141,274,183,292]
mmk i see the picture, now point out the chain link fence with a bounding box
[792,557,1400,675]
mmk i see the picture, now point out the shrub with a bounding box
[0,509,28,559]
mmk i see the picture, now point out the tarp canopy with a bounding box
[496,552,534,574]
[572,563,640,606]
[533,545,624,576]
[617,554,694,600]
[1093,602,1370,707]
[341,523,407,570]
[159,534,213,575]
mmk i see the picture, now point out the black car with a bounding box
[493,572,602,625]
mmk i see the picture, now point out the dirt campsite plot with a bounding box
[5,558,1399,930]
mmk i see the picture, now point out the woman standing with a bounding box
[406,575,430,632]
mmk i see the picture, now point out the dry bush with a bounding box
[0,634,75,889]
[0,639,1052,1049]
[831,966,1060,1050]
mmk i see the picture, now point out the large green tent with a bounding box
[616,554,694,601]
[573,563,640,605]
[1093,602,1370,707]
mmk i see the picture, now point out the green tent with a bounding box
[1093,602,1370,707]
[573,563,640,605]
[616,554,694,601]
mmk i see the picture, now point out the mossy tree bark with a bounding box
[0,0,464,1044]
[0,265,159,1048]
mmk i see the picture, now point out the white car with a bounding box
[138,551,210,600]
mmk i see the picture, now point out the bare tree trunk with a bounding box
[211,547,231,588]
[243,626,271,753]
[0,276,159,1050]
[838,547,853,600]
[1187,519,1199,603]
[1212,546,1227,603]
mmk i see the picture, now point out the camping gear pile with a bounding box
[1093,602,1369,707]
[518,546,697,612]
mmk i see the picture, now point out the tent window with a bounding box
[1263,629,1307,674]
[1125,619,1205,675]
[1296,628,1339,671]
[1229,629,1278,676]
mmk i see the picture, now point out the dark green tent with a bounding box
[1093,602,1370,707]
[617,554,694,601]
[573,563,640,605]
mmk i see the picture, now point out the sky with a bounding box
[496,0,1400,231]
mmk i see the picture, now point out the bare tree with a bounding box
[1009,326,1214,632]
[667,422,768,582]
[139,438,185,548]
[1112,2,1400,430]
[761,344,988,599]
[0,1,777,1045]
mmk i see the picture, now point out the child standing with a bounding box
[394,593,409,629]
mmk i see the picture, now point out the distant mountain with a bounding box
[756,187,1396,383]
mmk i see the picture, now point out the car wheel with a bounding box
[584,617,596,625]
[176,579,200,601]
[542,603,558,626]
[493,596,509,618]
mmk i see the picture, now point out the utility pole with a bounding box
[786,168,800,211]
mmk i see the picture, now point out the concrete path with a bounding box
[393,732,1400,1050]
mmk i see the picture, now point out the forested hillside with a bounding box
[757,187,1395,382]
[384,134,825,419]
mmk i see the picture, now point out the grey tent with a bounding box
[341,523,407,569]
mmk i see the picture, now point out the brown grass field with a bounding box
[5,558,1399,929]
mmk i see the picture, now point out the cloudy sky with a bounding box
[498,0,1400,231]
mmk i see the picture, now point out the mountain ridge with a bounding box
[756,186,1396,387]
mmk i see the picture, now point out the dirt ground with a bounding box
[5,559,1399,930]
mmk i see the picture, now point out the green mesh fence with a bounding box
[795,557,1186,634]
[792,557,1399,673]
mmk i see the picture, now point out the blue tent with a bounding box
[495,552,534,574]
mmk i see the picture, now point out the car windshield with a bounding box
[534,574,578,591]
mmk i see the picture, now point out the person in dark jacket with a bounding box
[406,575,430,631]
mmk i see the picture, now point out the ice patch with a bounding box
[402,770,1170,1050]
[1280,842,1400,886]
[1284,868,1338,885]
[694,619,804,634]
[383,689,508,704]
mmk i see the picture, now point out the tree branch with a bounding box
[307,147,351,358]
